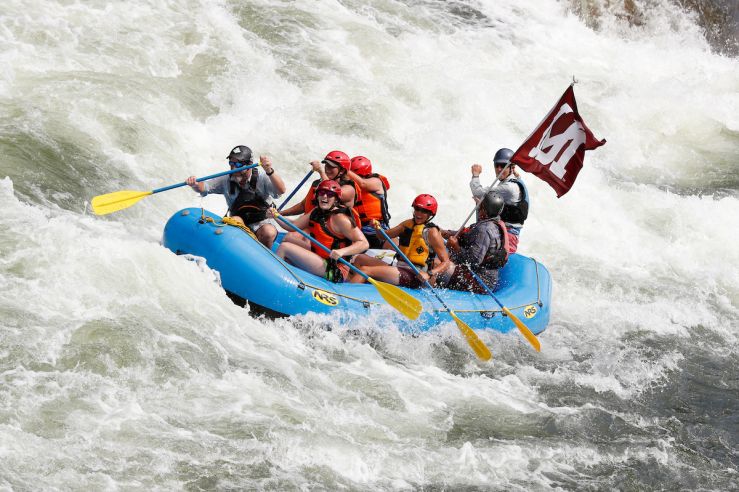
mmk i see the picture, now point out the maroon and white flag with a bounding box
[511,85,605,197]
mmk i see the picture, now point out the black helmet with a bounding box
[227,145,253,165]
[493,148,514,165]
[481,192,505,218]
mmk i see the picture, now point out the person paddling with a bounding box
[470,148,529,253]
[350,194,451,288]
[442,192,509,293]
[280,150,362,249]
[346,155,391,249]
[281,150,360,216]
[186,145,286,248]
[269,180,368,283]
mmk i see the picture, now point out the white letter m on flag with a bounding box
[528,103,586,179]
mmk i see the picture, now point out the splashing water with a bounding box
[1,0,737,489]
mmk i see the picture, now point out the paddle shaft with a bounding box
[274,214,370,281]
[278,170,314,211]
[467,268,540,351]
[154,163,259,194]
[455,162,511,237]
[376,228,451,311]
[466,269,505,310]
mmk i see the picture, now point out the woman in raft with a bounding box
[349,194,452,288]
[269,179,368,283]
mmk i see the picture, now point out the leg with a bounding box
[359,264,401,285]
[276,242,327,277]
[348,254,389,283]
[255,224,278,249]
[281,231,311,250]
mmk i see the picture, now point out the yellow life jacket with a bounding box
[398,219,438,269]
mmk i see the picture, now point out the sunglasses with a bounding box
[494,163,507,168]
[229,161,249,168]
[316,190,338,198]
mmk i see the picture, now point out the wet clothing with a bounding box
[201,170,281,226]
[445,218,507,293]
[397,264,423,289]
[308,206,356,261]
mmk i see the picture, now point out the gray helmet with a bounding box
[481,192,505,218]
[493,148,514,165]
[227,145,253,165]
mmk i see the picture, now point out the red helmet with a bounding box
[412,194,438,215]
[316,179,342,200]
[322,150,350,171]
[350,156,372,176]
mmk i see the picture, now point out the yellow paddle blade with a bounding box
[367,277,422,320]
[450,312,492,361]
[502,306,541,352]
[91,190,152,215]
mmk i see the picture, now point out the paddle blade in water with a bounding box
[91,190,152,215]
[367,278,422,320]
[503,306,540,352]
[451,312,492,361]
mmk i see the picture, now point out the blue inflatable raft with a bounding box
[163,208,552,335]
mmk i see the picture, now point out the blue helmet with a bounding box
[493,148,514,165]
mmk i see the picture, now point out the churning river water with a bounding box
[1,0,737,490]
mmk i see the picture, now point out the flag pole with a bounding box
[454,162,512,238]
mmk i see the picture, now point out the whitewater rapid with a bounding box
[1,0,737,489]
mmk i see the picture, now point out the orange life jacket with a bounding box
[303,177,362,225]
[302,179,321,214]
[309,206,356,260]
[354,174,391,226]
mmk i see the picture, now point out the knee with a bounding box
[261,225,277,240]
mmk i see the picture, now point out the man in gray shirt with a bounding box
[470,148,529,253]
[442,193,509,293]
[186,145,286,248]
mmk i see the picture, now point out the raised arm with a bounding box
[346,169,383,193]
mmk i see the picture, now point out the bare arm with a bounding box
[186,176,205,193]
[311,160,328,181]
[346,170,382,193]
[383,221,406,238]
[427,228,451,276]
[340,184,356,208]
[272,210,311,232]
[280,198,306,216]
[331,215,369,258]
[260,155,286,195]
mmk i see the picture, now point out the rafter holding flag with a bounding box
[511,83,606,197]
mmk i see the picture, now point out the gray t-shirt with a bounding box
[470,176,523,229]
[470,176,521,202]
[201,171,281,210]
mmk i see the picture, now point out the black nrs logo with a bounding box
[312,289,339,307]
[523,305,538,319]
